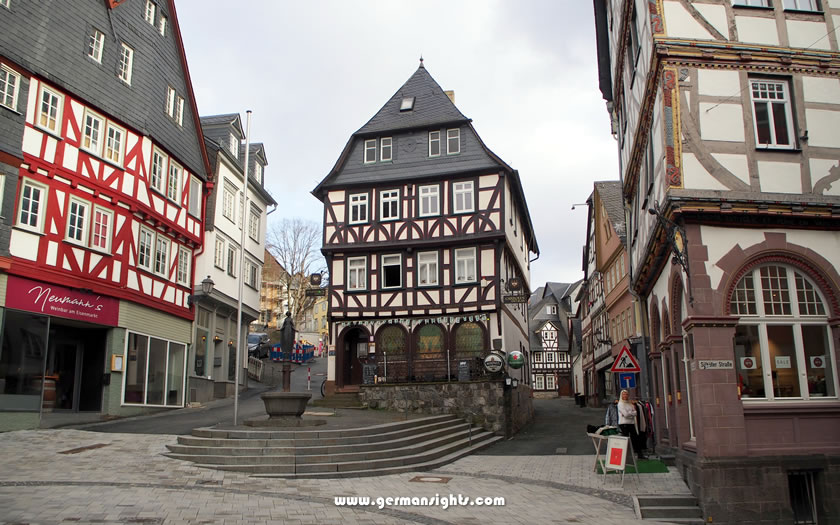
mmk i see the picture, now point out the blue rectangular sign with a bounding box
[619,373,636,389]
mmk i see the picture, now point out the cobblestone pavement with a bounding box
[0,429,690,524]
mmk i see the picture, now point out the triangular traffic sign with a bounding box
[610,345,641,373]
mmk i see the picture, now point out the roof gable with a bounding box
[594,181,626,245]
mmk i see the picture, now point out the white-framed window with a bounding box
[118,43,134,85]
[429,131,441,157]
[547,305,558,315]
[227,245,237,277]
[380,189,399,221]
[381,137,392,161]
[91,205,113,252]
[732,264,837,401]
[228,133,239,159]
[188,176,201,217]
[417,251,438,286]
[138,227,154,270]
[150,149,165,192]
[167,160,182,202]
[546,352,556,363]
[222,184,236,222]
[418,184,439,217]
[37,84,62,134]
[253,162,263,184]
[0,0,9,9]
[447,128,460,154]
[65,197,90,245]
[0,65,20,111]
[535,375,545,390]
[364,139,376,163]
[749,78,794,149]
[546,374,556,390]
[733,0,770,5]
[245,260,258,288]
[158,15,167,36]
[535,352,543,363]
[454,247,477,284]
[144,0,156,23]
[17,179,47,232]
[87,30,104,63]
[214,238,225,269]
[349,193,368,224]
[176,246,190,286]
[453,181,474,213]
[347,256,367,291]
[165,86,175,117]
[381,254,401,289]
[248,209,260,241]
[81,110,104,156]
[154,235,169,276]
[104,122,125,165]
[176,96,184,125]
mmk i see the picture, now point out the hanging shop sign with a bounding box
[484,353,504,373]
[6,275,119,326]
[507,350,525,369]
[335,313,489,329]
[305,288,327,297]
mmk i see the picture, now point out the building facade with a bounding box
[594,0,840,521]
[528,282,580,397]
[256,249,288,332]
[191,113,274,402]
[313,62,539,395]
[0,0,210,430]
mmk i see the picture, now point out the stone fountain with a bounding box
[244,391,326,427]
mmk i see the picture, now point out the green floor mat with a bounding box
[597,459,669,474]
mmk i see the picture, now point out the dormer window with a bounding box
[400,97,415,111]
[254,162,263,184]
[229,133,239,159]
[381,137,392,161]
[364,139,376,163]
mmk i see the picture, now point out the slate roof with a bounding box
[356,62,470,136]
[527,280,583,352]
[0,0,209,178]
[313,62,539,254]
[594,181,626,245]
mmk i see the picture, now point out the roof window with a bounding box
[400,97,415,112]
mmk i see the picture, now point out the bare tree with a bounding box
[265,218,326,325]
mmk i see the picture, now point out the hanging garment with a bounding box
[605,401,618,426]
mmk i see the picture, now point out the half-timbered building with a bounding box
[594,0,840,520]
[190,113,274,403]
[313,61,539,396]
[528,281,581,397]
[0,0,210,430]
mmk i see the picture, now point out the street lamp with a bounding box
[648,204,694,305]
[188,276,215,305]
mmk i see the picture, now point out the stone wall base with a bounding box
[675,450,840,524]
[359,380,533,437]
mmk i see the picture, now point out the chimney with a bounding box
[444,90,455,103]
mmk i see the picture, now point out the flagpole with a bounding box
[234,110,252,426]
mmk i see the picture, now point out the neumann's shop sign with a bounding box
[6,275,119,326]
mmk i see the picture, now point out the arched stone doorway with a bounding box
[338,326,370,387]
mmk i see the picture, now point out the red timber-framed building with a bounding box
[313,61,539,400]
[0,0,210,430]
[594,0,840,521]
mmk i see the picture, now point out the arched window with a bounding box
[416,324,444,359]
[731,264,836,401]
[454,322,484,357]
[378,325,406,356]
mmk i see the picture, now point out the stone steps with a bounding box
[165,414,499,478]
[635,494,704,523]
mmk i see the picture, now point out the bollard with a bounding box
[307,367,311,391]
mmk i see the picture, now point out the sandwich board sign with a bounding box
[610,346,641,373]
[606,435,629,471]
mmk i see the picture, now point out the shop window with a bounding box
[416,324,444,360]
[123,332,185,406]
[0,311,49,410]
[454,322,483,358]
[378,325,406,356]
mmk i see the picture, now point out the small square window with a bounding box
[87,30,104,63]
[381,137,392,162]
[453,181,474,213]
[429,131,441,157]
[349,193,368,224]
[364,139,376,163]
[400,97,415,111]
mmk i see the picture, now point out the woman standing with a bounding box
[617,389,646,459]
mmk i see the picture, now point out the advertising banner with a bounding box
[6,275,119,326]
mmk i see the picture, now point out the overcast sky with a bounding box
[177,0,619,288]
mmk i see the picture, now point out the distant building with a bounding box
[256,249,288,332]
[528,282,581,397]
[0,0,209,430]
[594,0,840,521]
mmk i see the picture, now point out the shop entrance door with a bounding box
[47,324,105,412]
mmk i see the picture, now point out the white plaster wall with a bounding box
[711,153,751,186]
[829,0,840,8]
[699,103,745,142]
[735,16,779,46]
[803,77,840,104]
[702,226,840,290]
[810,158,840,196]
[9,229,40,261]
[758,161,802,193]
[787,20,832,51]
[694,4,729,39]
[698,69,740,97]
[682,153,731,191]
[805,109,840,148]
[650,259,675,316]
[663,1,717,40]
